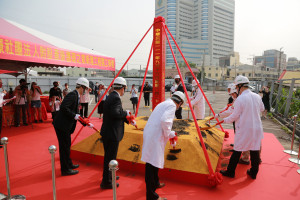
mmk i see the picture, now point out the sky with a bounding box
[0,0,299,70]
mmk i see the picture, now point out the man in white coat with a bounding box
[141,91,185,200]
[220,75,264,179]
[189,79,205,119]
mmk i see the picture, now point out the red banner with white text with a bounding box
[0,35,115,71]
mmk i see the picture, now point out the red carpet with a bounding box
[0,115,299,200]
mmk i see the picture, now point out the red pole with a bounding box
[162,25,214,175]
[152,16,166,110]
[164,25,227,136]
[71,23,154,145]
[135,42,153,118]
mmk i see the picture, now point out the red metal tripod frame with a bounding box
[135,42,153,118]
[162,24,214,175]
[71,23,154,145]
[152,16,166,110]
[164,25,226,133]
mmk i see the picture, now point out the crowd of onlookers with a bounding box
[2,79,154,127]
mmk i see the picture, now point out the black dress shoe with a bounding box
[61,169,79,176]
[238,159,250,165]
[247,169,256,179]
[100,183,119,189]
[71,164,79,169]
[220,170,235,178]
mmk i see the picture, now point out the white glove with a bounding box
[171,141,177,148]
[169,131,176,139]
[131,120,137,126]
[214,114,220,119]
[87,123,94,128]
[74,114,80,120]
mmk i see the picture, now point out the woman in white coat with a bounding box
[220,75,264,179]
[189,79,205,119]
[141,91,185,200]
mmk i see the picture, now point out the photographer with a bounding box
[259,86,270,119]
[49,81,62,100]
[30,82,43,123]
[14,79,30,127]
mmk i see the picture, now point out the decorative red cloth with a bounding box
[2,102,48,127]
[40,96,51,112]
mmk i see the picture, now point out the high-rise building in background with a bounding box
[254,49,287,71]
[155,0,235,68]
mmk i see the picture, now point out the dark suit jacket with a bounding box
[53,90,79,133]
[176,83,185,93]
[100,91,128,142]
[49,87,62,100]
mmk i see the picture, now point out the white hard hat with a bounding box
[172,91,185,103]
[192,79,199,87]
[227,83,234,89]
[234,75,249,86]
[174,75,180,79]
[113,77,127,87]
[76,77,89,88]
[229,85,237,94]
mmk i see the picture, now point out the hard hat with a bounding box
[227,83,234,89]
[234,75,249,86]
[229,85,237,94]
[76,77,89,88]
[174,75,180,79]
[192,79,199,87]
[113,77,127,87]
[172,91,185,103]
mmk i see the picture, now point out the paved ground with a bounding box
[87,90,300,163]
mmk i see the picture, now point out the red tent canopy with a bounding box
[0,18,115,72]
[0,69,18,74]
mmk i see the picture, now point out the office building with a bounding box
[155,0,235,67]
[254,49,287,71]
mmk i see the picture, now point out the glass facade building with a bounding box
[155,0,235,67]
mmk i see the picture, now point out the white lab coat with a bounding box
[141,99,176,169]
[223,89,265,151]
[190,88,205,119]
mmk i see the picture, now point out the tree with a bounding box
[119,71,127,77]
[188,62,196,68]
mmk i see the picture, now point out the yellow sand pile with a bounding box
[71,116,225,174]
